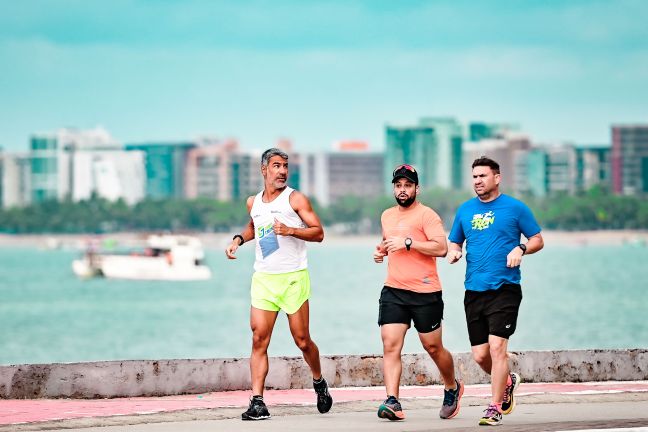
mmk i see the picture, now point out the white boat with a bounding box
[72,235,212,281]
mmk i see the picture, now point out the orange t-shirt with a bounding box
[381,201,445,293]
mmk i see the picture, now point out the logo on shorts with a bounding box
[471,211,495,231]
[505,324,511,329]
[430,322,440,330]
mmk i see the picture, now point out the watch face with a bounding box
[405,238,412,245]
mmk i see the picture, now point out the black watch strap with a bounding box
[518,243,527,254]
[233,234,245,246]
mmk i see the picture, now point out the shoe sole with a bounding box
[378,405,405,421]
[242,415,271,421]
[502,373,520,415]
[479,418,502,426]
[440,380,465,420]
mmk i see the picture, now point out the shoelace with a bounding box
[442,388,456,406]
[483,404,500,418]
[384,397,401,409]
[503,379,514,403]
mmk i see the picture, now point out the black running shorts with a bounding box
[464,283,522,346]
[378,286,444,334]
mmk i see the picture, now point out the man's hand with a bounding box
[373,243,387,263]
[225,241,239,259]
[273,218,294,236]
[447,249,463,264]
[383,236,406,253]
[506,246,524,268]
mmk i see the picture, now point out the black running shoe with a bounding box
[501,372,520,415]
[314,377,333,413]
[241,395,271,420]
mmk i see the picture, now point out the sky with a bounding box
[1,0,648,152]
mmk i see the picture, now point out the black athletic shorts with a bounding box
[378,286,444,333]
[464,283,522,346]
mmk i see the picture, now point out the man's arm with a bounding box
[447,241,464,264]
[374,229,387,263]
[273,191,324,242]
[506,232,544,268]
[225,196,256,259]
[382,236,448,257]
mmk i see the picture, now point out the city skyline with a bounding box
[2,0,648,151]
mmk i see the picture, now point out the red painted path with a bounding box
[1,381,647,426]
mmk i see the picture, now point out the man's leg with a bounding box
[471,342,492,374]
[418,327,455,388]
[287,300,333,414]
[250,306,279,396]
[381,323,408,398]
[286,300,322,378]
[420,328,464,419]
[487,335,509,407]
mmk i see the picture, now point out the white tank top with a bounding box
[250,186,308,273]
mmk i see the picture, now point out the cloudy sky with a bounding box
[1,0,647,152]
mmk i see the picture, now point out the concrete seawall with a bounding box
[1,349,646,399]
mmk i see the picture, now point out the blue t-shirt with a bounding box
[448,194,541,292]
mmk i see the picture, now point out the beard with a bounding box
[395,193,416,208]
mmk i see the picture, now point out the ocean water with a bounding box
[1,239,647,365]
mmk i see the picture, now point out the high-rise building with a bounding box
[30,127,142,204]
[185,138,243,201]
[1,152,31,208]
[611,125,648,195]
[418,117,464,189]
[514,143,610,197]
[300,149,383,207]
[575,145,611,192]
[125,141,196,199]
[385,118,463,193]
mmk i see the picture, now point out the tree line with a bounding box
[0,186,646,234]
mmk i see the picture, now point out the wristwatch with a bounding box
[518,243,527,254]
[405,237,412,251]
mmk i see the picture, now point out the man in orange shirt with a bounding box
[373,164,463,421]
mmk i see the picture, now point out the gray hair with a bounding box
[261,148,289,166]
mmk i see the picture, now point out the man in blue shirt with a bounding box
[448,156,544,426]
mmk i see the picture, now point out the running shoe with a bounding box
[479,404,502,426]
[313,377,333,413]
[439,379,464,419]
[377,395,405,421]
[501,372,520,415]
[241,396,271,421]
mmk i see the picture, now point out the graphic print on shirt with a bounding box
[257,221,279,258]
[471,211,495,231]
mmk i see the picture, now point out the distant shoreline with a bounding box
[1,230,647,249]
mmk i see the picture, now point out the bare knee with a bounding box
[293,335,313,352]
[252,332,271,351]
[489,342,507,361]
[422,342,442,357]
[472,350,490,366]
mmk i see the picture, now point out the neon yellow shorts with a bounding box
[251,269,311,314]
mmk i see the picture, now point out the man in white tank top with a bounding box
[225,148,333,421]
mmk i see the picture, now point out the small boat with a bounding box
[72,235,212,281]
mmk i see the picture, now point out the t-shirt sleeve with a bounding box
[517,202,542,238]
[448,206,466,244]
[423,208,445,239]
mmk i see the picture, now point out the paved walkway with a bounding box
[1,381,647,430]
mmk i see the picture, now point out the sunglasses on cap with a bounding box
[393,164,416,176]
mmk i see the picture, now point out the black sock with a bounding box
[252,395,264,401]
[313,376,325,385]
